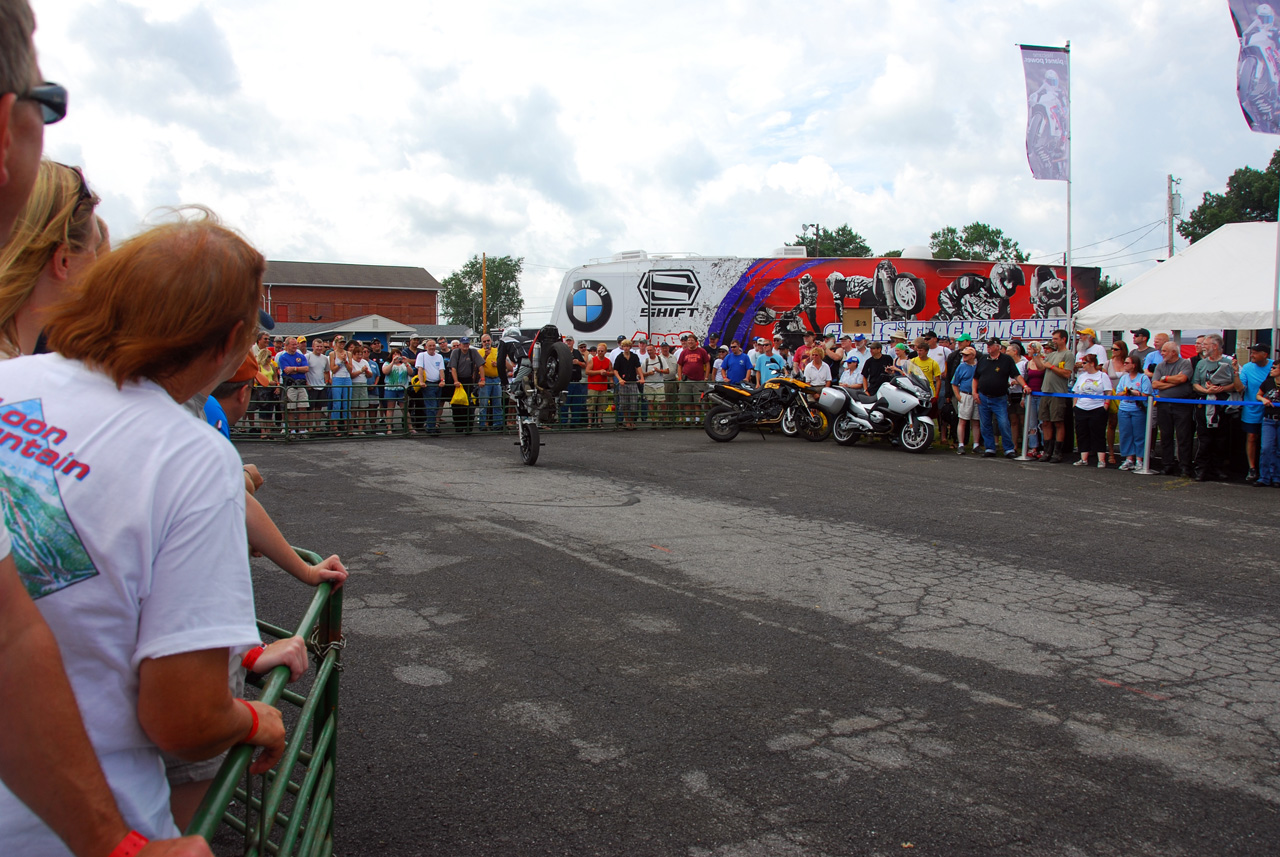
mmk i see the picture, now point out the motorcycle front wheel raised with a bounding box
[519,420,540,465]
[899,419,934,453]
[832,414,861,446]
[799,409,832,442]
[704,406,741,442]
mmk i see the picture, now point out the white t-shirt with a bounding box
[928,345,951,372]
[305,351,329,387]
[1076,343,1108,367]
[350,357,370,385]
[840,365,864,388]
[415,351,445,382]
[0,354,258,849]
[1072,370,1113,410]
[803,362,832,386]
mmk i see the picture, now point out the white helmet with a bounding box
[501,326,521,342]
[1044,70,1060,88]
[989,263,1025,299]
[1261,4,1276,25]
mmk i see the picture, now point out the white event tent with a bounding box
[1074,221,1278,333]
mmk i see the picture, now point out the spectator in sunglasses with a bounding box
[0,160,101,357]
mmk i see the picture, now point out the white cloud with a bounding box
[27,0,1275,323]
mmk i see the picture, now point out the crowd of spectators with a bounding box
[0,4,345,854]
[243,321,1272,484]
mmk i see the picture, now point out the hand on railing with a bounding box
[303,554,348,588]
[251,636,309,682]
[139,836,216,857]
[243,700,286,775]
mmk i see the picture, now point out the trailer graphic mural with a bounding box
[553,256,1099,347]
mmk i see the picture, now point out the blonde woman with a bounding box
[253,347,280,437]
[0,160,101,357]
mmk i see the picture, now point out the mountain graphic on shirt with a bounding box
[0,398,96,599]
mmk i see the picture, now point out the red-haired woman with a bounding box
[0,212,286,848]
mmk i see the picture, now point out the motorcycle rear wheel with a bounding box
[799,410,832,442]
[519,420,540,465]
[832,414,861,446]
[899,420,934,453]
[704,406,741,442]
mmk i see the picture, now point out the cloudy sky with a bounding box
[29,0,1276,325]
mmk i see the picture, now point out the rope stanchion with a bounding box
[1016,391,1034,460]
[1136,395,1158,476]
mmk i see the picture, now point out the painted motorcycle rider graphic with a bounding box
[1029,265,1079,319]
[934,263,1025,321]
[790,273,820,333]
[1237,3,1280,133]
[826,260,925,322]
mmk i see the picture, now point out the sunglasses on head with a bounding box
[20,82,67,124]
[55,162,94,211]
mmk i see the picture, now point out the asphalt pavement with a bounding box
[240,427,1280,856]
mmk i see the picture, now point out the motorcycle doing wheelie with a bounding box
[503,324,573,465]
[1238,13,1280,133]
[702,376,841,442]
[831,371,936,453]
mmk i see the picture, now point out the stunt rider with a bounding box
[503,324,569,421]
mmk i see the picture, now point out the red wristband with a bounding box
[240,645,266,671]
[108,830,149,857]
[237,698,259,742]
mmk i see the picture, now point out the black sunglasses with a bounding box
[55,162,95,211]
[20,82,67,125]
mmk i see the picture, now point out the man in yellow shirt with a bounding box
[908,337,943,399]
[477,333,503,431]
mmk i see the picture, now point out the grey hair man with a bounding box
[1191,333,1243,481]
[1152,340,1195,477]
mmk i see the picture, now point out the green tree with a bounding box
[1096,273,1123,298]
[439,254,525,332]
[788,224,873,257]
[929,223,1028,262]
[1178,147,1280,244]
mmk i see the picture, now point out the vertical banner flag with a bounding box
[1231,1,1280,133]
[1020,45,1070,181]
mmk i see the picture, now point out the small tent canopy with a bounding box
[1074,221,1278,332]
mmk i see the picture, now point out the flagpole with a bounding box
[1065,40,1073,342]
[1272,193,1279,354]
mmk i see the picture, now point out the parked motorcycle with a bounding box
[702,377,838,442]
[830,372,936,453]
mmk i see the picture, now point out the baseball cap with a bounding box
[459,336,470,344]
[258,309,275,331]
[1131,328,1151,338]
[853,334,866,342]
[1077,327,1096,337]
[718,344,728,352]
[845,354,858,363]
[924,330,938,338]
[229,353,268,385]
[617,334,625,342]
[956,333,973,343]
[985,336,1002,345]
[1250,342,1271,353]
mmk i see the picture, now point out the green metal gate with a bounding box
[186,548,344,856]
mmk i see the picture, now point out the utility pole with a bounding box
[1167,174,1182,259]
[481,252,487,335]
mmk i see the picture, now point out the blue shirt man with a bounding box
[721,345,752,385]
[754,349,786,385]
[1240,344,1273,424]
[951,359,976,394]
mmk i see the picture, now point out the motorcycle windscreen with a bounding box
[1020,45,1070,181]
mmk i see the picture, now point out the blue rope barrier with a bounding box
[1027,391,1239,407]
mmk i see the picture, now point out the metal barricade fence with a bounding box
[186,548,344,856]
[235,381,720,440]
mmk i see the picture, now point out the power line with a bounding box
[1024,218,1169,261]
[1071,222,1167,263]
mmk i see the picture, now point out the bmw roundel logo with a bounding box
[566,278,612,333]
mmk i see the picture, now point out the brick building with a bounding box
[263,261,441,325]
